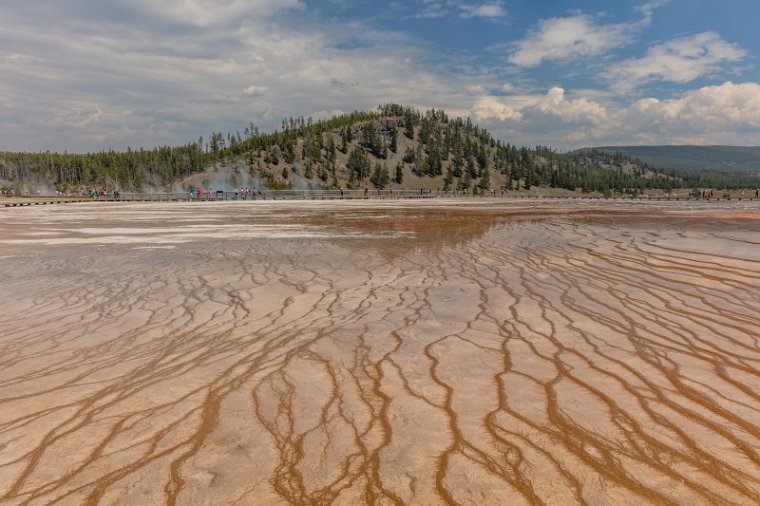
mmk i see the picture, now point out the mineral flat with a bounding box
[0,199,758,505]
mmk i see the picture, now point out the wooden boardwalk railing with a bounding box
[3,191,757,207]
[113,189,436,201]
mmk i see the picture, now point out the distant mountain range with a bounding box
[580,146,760,173]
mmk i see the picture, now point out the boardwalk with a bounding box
[116,189,436,202]
[4,189,756,208]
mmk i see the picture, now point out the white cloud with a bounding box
[414,2,446,19]
[52,106,103,128]
[508,15,636,67]
[626,81,760,129]
[472,96,522,121]
[606,32,746,91]
[459,2,507,18]
[243,85,268,96]
[507,1,670,68]
[467,84,488,94]
[0,0,756,153]
[130,0,304,27]
[532,87,608,124]
[0,2,477,151]
[636,0,669,18]
[472,82,760,148]
[415,1,506,20]
[473,87,608,126]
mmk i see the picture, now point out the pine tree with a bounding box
[389,129,398,153]
[404,116,414,139]
[347,146,370,181]
[461,170,471,191]
[467,156,477,178]
[478,166,491,190]
[326,135,336,161]
[443,166,454,190]
[371,162,383,187]
[402,147,416,164]
[348,168,357,189]
[394,162,403,184]
[371,162,390,187]
[382,164,390,186]
[452,146,464,178]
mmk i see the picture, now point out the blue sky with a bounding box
[1,0,758,152]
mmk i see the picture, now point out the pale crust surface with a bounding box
[0,199,759,505]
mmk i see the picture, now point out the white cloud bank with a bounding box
[417,1,506,19]
[0,1,465,151]
[506,1,670,69]
[472,82,760,147]
[127,0,304,27]
[0,0,757,152]
[508,15,636,67]
[459,2,507,19]
[607,32,746,91]
[629,81,760,129]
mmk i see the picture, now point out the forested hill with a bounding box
[2,105,759,195]
[585,145,760,173]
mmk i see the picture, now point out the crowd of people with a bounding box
[188,186,260,199]
[695,189,760,199]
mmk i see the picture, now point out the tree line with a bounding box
[1,104,758,193]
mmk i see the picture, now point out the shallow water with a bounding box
[0,199,759,505]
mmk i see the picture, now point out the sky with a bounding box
[1,0,759,152]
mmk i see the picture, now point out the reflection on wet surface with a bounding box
[0,200,759,505]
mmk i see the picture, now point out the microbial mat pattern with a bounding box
[0,200,758,505]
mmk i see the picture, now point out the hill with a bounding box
[586,145,760,173]
[2,105,759,196]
